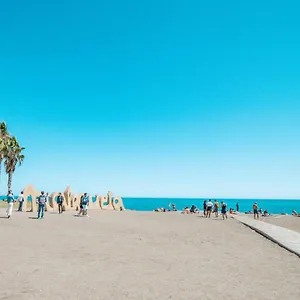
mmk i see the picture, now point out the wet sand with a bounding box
[0,209,299,300]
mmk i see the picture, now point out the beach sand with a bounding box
[0,209,299,300]
[260,215,300,233]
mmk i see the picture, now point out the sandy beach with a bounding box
[0,209,299,300]
[260,215,300,233]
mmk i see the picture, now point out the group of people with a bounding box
[251,202,270,219]
[203,200,228,220]
[243,203,270,219]
[182,205,200,214]
[5,190,28,218]
[181,200,229,220]
[154,203,177,212]
[153,200,275,220]
[4,190,90,219]
[155,200,234,220]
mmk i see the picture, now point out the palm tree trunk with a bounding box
[7,171,12,193]
[0,156,3,180]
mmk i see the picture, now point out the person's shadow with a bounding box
[28,217,39,220]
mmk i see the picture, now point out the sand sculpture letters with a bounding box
[22,185,125,212]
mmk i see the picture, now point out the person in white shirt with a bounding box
[18,191,24,212]
[206,200,213,218]
[6,191,15,218]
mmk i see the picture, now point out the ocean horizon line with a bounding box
[123,197,300,201]
[1,195,300,201]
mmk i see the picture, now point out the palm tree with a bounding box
[0,121,10,179]
[4,136,25,193]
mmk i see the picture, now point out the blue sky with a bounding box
[0,0,299,198]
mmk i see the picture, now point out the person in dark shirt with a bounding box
[221,202,228,220]
[203,200,207,216]
[57,192,64,214]
[236,202,239,212]
[190,205,197,213]
[80,193,89,216]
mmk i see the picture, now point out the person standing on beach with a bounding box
[77,193,89,216]
[206,200,213,218]
[221,202,228,220]
[17,191,24,212]
[203,200,207,216]
[43,192,49,212]
[236,202,239,212]
[253,202,259,220]
[6,190,15,218]
[81,193,89,216]
[214,200,219,217]
[57,192,64,214]
[78,195,84,216]
[37,191,47,219]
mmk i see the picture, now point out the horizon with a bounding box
[0,193,300,201]
[1,0,300,198]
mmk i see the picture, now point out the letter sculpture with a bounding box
[22,185,125,213]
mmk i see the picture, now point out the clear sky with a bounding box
[0,0,299,198]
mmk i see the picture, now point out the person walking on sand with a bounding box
[6,190,15,218]
[81,193,89,216]
[77,193,89,216]
[37,191,47,219]
[214,200,219,217]
[77,195,84,216]
[206,200,213,218]
[45,192,50,203]
[57,192,64,214]
[253,202,259,220]
[221,202,228,220]
[17,191,24,212]
[203,200,207,216]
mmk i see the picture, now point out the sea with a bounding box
[122,198,300,214]
[2,196,299,214]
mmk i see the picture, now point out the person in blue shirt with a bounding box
[6,190,15,218]
[37,191,47,219]
[81,193,89,216]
